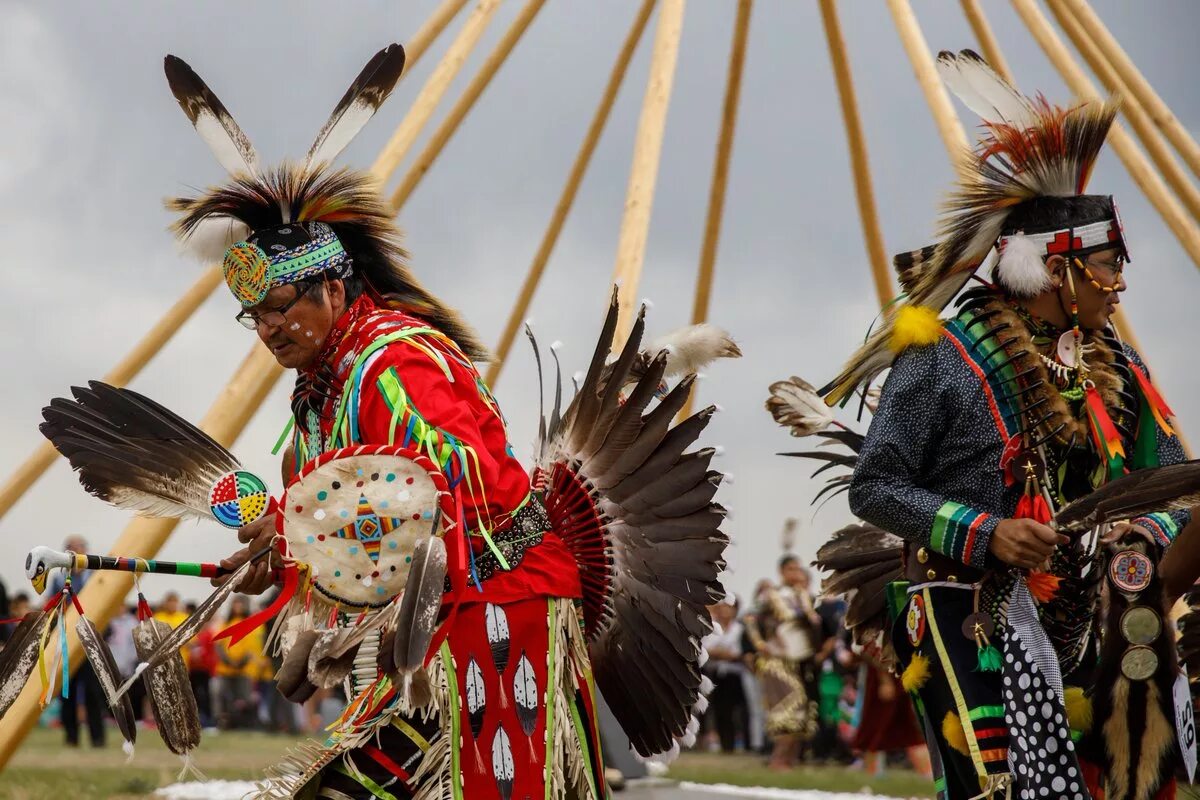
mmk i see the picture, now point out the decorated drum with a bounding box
[281,445,454,609]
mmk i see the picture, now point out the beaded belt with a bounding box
[452,496,549,588]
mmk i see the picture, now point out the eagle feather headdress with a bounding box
[821,49,1121,405]
[164,44,486,359]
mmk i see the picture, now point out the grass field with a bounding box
[0,726,942,799]
[665,751,936,798]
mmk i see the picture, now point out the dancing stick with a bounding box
[23,546,281,595]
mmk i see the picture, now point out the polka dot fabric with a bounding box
[1003,584,1086,800]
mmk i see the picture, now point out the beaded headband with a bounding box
[222,222,352,307]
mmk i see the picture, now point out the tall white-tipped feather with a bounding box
[306,44,407,168]
[937,49,1035,128]
[646,324,742,379]
[164,55,259,177]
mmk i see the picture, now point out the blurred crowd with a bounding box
[697,554,931,777]
[0,537,342,749]
[0,537,935,777]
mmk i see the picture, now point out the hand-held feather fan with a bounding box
[40,381,272,529]
[1054,459,1200,532]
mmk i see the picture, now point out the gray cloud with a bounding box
[2,0,1198,606]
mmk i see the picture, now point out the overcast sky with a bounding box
[3,0,1199,609]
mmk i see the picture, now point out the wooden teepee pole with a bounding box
[0,345,284,770]
[1060,0,1200,181]
[369,0,503,183]
[484,0,657,388]
[885,0,969,176]
[820,0,891,310]
[0,267,222,525]
[405,0,474,68]
[388,0,550,213]
[676,0,752,420]
[1046,0,1200,222]
[1009,0,1200,271]
[611,0,687,342]
[959,0,1014,82]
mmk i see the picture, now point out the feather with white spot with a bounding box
[646,324,742,379]
[766,377,835,437]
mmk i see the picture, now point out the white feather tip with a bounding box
[997,233,1053,298]
[177,216,250,263]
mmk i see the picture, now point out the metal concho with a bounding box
[1119,606,1162,645]
[1120,645,1159,681]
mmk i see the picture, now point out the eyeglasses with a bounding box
[1073,255,1125,293]
[235,283,314,330]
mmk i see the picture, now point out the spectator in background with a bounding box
[216,595,258,729]
[2,592,30,642]
[153,592,188,629]
[47,535,105,748]
[186,602,218,730]
[701,595,749,753]
[744,556,822,770]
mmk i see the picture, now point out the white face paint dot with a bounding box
[305,330,313,338]
[313,509,326,521]
[289,322,301,331]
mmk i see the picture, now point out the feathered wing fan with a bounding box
[164,55,259,177]
[820,49,1119,405]
[40,381,243,521]
[306,43,406,168]
[534,290,728,758]
[1054,459,1200,532]
[814,523,904,668]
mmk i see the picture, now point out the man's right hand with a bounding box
[988,518,1068,570]
[212,514,277,595]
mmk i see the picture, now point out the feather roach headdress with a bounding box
[822,49,1125,405]
[164,44,487,359]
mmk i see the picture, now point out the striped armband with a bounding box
[931,501,995,568]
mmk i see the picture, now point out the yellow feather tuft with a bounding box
[901,653,931,693]
[942,710,970,756]
[889,305,943,353]
[1064,686,1092,734]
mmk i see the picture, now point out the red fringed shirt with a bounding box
[290,294,580,604]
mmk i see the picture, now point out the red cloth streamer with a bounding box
[1085,384,1125,461]
[216,562,299,645]
[1130,364,1175,436]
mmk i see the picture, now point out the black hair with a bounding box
[298,267,365,305]
[1000,194,1114,236]
[778,554,800,571]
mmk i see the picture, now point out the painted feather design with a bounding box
[163,54,259,176]
[513,650,539,737]
[465,655,487,741]
[491,724,516,800]
[0,611,48,721]
[76,616,137,752]
[485,603,511,707]
[306,43,407,168]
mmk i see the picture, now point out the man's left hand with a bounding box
[1100,521,1154,547]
